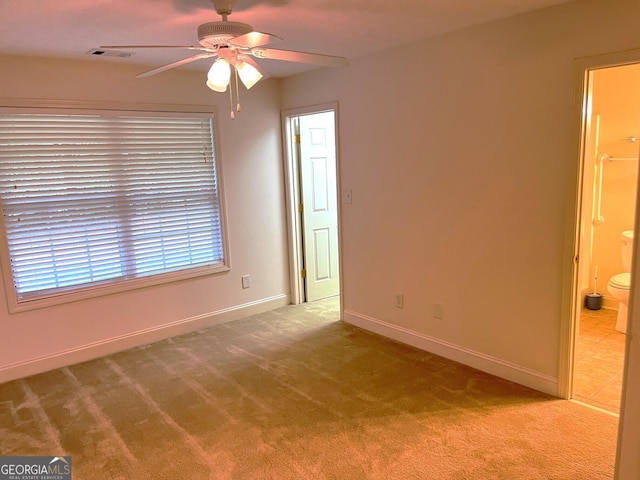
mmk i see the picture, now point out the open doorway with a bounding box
[571,63,640,414]
[282,103,341,305]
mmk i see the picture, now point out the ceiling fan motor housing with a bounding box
[213,0,236,16]
[198,21,253,48]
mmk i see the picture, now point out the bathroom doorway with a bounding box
[572,63,640,413]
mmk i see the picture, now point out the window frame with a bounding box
[0,100,230,313]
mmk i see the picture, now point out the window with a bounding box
[0,107,228,311]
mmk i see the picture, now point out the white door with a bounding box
[299,111,340,301]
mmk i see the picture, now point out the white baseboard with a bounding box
[343,309,558,396]
[0,294,289,384]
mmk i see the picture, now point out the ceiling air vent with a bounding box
[86,48,133,58]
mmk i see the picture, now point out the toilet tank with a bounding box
[622,230,634,271]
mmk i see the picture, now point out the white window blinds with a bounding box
[0,110,227,308]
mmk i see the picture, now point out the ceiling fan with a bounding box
[101,0,347,104]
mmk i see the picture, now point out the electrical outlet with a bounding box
[395,293,404,309]
[241,275,251,289]
[433,303,444,320]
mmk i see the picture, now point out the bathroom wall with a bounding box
[589,65,640,306]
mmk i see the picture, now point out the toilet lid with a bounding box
[610,272,631,289]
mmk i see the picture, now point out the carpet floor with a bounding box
[0,297,619,479]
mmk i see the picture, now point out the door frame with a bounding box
[560,47,640,479]
[281,102,343,307]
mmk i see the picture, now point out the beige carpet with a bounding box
[0,298,618,479]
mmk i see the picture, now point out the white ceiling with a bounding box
[0,0,573,79]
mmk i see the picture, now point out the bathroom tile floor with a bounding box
[573,307,625,414]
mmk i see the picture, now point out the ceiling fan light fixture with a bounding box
[105,0,347,118]
[206,58,231,92]
[236,61,263,90]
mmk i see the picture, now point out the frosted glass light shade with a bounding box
[206,59,231,92]
[236,62,263,90]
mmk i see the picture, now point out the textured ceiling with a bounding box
[0,0,573,79]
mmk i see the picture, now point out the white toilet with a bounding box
[607,230,634,333]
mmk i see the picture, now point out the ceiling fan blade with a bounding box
[230,31,282,49]
[100,45,210,51]
[250,48,347,67]
[136,53,217,78]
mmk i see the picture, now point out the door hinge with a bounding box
[298,203,304,213]
[301,269,307,279]
[295,134,301,144]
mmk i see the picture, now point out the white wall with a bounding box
[282,0,640,476]
[0,54,290,381]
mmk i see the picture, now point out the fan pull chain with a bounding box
[228,77,235,120]
[235,68,241,112]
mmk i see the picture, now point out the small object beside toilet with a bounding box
[585,292,603,310]
[586,266,603,310]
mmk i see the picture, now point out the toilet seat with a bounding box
[609,272,631,290]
